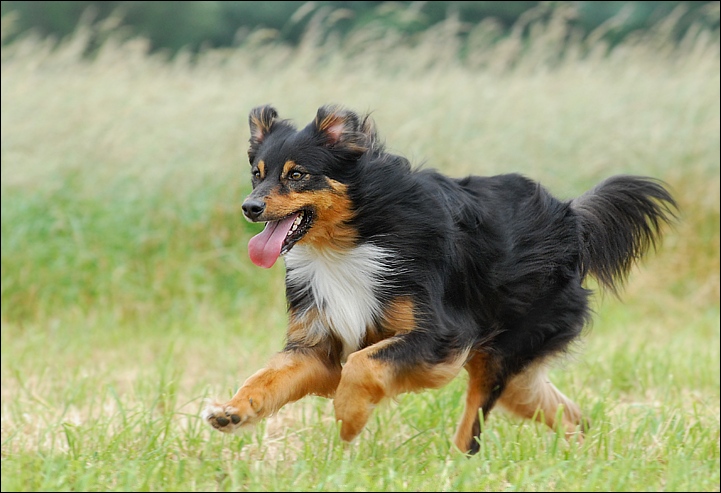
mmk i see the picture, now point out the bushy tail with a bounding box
[571,175,677,295]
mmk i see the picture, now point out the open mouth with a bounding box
[247,209,314,268]
[280,209,314,255]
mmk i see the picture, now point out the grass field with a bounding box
[1,7,720,491]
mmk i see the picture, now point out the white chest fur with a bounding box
[285,243,391,358]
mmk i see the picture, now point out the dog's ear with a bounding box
[248,105,278,163]
[313,105,374,157]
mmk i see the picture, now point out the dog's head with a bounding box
[242,105,376,267]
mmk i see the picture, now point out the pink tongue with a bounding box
[247,214,299,268]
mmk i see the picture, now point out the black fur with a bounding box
[241,104,677,451]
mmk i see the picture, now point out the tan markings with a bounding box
[315,111,347,141]
[380,297,416,335]
[362,330,386,348]
[224,349,342,423]
[498,363,585,441]
[326,179,345,193]
[333,341,391,441]
[395,349,469,393]
[364,297,415,345]
[334,341,468,442]
[287,307,313,342]
[258,160,266,179]
[249,108,276,143]
[315,109,370,152]
[287,307,326,348]
[316,111,340,132]
[263,180,357,249]
[305,182,356,249]
[250,116,266,142]
[452,351,501,454]
[282,160,296,177]
[263,190,329,217]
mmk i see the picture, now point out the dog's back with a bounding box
[205,104,676,455]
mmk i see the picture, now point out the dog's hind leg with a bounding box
[452,351,507,455]
[333,337,469,443]
[497,363,586,441]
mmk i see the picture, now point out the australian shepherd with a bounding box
[204,104,676,454]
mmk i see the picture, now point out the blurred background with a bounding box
[1,2,719,491]
[2,1,719,53]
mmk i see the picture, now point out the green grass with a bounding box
[2,9,719,491]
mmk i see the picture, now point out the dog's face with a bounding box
[242,105,374,267]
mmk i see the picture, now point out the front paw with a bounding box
[203,396,262,434]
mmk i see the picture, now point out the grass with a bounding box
[1,6,720,491]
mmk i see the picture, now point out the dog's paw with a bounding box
[203,396,262,434]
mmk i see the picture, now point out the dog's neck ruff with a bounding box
[285,243,391,359]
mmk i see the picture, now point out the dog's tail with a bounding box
[571,175,677,295]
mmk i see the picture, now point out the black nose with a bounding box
[242,199,266,220]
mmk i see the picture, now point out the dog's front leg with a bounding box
[204,348,341,433]
[334,337,467,442]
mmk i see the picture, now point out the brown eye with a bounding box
[288,170,305,181]
[253,170,261,179]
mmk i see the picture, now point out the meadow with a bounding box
[1,7,719,491]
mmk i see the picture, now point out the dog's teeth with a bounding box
[285,212,305,239]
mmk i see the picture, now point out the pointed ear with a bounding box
[313,105,374,156]
[248,105,278,162]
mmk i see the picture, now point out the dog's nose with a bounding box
[242,199,266,220]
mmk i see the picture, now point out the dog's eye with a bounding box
[252,170,261,179]
[288,171,305,181]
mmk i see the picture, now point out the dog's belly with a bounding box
[285,243,392,358]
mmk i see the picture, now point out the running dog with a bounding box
[204,104,676,454]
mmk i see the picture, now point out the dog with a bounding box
[204,104,677,454]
